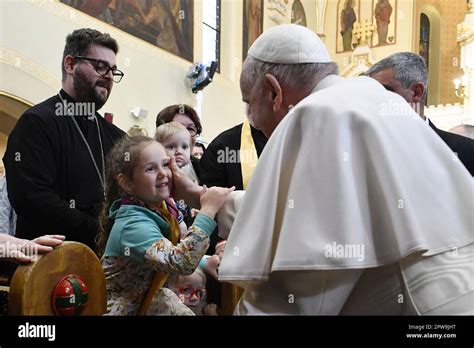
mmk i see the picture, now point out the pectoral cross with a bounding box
[352,20,375,46]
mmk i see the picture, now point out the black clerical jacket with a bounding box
[429,120,474,176]
[3,90,125,250]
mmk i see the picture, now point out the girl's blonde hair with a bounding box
[154,121,192,148]
[96,135,157,257]
[166,267,207,290]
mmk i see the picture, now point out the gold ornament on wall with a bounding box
[457,22,474,46]
[127,125,148,137]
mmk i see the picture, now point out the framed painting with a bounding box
[61,0,194,62]
[371,0,397,47]
[336,0,360,53]
[291,0,307,27]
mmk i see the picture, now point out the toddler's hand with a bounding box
[203,303,218,316]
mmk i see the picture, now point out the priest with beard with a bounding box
[3,29,125,251]
[170,25,474,315]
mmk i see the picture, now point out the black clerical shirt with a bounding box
[3,90,125,250]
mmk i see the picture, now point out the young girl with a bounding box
[167,267,219,316]
[97,136,234,315]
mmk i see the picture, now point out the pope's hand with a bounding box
[169,157,201,207]
[203,254,221,281]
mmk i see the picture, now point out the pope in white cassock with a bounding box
[171,24,474,315]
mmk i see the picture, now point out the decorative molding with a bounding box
[340,46,375,78]
[0,47,61,89]
[315,0,327,36]
[426,103,472,129]
[457,22,474,46]
[0,91,34,107]
[268,0,290,24]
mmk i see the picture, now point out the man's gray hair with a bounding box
[241,56,338,93]
[366,52,428,88]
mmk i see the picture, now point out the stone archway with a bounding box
[0,92,32,171]
[418,4,442,106]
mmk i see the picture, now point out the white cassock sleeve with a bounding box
[216,191,245,239]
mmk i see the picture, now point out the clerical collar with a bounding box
[57,89,98,121]
[58,89,75,103]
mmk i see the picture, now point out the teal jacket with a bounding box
[104,200,216,264]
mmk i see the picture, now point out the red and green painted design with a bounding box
[51,274,89,316]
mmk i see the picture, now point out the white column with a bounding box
[459,3,474,123]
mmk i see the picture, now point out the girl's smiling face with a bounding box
[128,142,172,204]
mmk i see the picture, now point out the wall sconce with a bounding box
[454,74,470,98]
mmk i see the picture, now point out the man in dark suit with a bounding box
[367,52,474,176]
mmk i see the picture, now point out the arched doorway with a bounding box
[417,5,441,106]
[0,92,32,173]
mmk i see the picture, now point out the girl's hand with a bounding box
[199,185,235,219]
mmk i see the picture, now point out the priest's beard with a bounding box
[72,68,112,111]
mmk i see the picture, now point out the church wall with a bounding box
[416,0,466,106]
[325,0,415,74]
[0,0,246,143]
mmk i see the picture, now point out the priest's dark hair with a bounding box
[96,135,155,257]
[62,28,119,81]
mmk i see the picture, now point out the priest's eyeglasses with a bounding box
[74,56,125,83]
[177,286,207,300]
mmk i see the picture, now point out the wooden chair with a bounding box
[221,283,244,315]
[6,241,106,315]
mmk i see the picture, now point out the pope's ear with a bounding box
[264,73,283,112]
[411,82,425,103]
[117,173,133,193]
